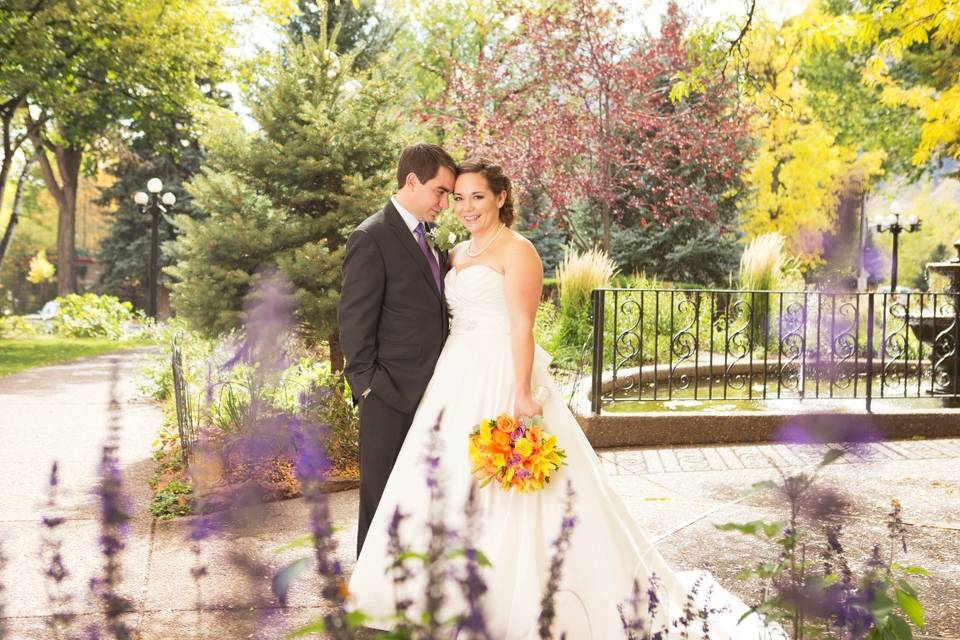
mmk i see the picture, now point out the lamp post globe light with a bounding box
[133,179,176,319]
[873,200,921,292]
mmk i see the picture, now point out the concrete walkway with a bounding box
[0,351,957,638]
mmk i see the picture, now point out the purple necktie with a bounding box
[414,222,442,293]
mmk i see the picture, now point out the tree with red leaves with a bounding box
[439,0,750,256]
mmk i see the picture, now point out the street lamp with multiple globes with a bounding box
[873,200,920,292]
[133,178,176,318]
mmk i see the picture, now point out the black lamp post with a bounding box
[873,201,920,291]
[133,178,176,318]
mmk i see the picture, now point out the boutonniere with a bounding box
[427,226,458,252]
[426,214,464,252]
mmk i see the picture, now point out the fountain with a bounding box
[908,239,960,398]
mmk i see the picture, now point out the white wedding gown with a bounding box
[348,265,774,639]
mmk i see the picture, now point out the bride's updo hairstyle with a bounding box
[457,158,515,227]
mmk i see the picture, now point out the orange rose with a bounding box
[492,430,511,449]
[528,426,543,447]
[495,413,516,433]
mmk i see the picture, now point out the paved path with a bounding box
[0,351,957,638]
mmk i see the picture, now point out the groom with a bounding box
[338,143,457,556]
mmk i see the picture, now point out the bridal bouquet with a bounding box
[468,413,566,492]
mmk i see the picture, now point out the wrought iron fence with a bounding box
[171,337,197,465]
[590,288,960,414]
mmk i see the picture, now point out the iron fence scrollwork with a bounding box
[590,288,960,414]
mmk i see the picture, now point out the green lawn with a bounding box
[0,337,138,378]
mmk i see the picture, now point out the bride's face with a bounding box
[453,172,506,236]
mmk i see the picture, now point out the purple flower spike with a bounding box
[776,414,881,458]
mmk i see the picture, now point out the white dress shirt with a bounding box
[391,196,439,262]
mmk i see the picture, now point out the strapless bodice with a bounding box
[444,265,511,335]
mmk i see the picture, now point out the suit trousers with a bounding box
[357,391,415,557]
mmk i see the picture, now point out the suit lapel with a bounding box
[385,202,442,301]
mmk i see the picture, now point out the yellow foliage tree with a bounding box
[27,249,55,284]
[735,9,886,269]
[813,0,960,167]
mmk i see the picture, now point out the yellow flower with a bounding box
[515,437,534,458]
[492,452,506,468]
[478,422,493,445]
[541,435,557,455]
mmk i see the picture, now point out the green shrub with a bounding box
[137,319,220,402]
[0,315,43,339]
[303,377,359,477]
[149,479,194,519]
[50,293,135,339]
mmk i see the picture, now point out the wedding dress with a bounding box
[348,264,774,639]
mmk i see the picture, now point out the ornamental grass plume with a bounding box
[557,247,616,313]
[738,233,788,292]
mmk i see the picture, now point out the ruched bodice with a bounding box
[445,265,511,335]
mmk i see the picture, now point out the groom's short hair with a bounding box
[397,143,457,190]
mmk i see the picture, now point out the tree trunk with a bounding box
[601,203,611,254]
[29,122,82,296]
[0,111,16,224]
[54,147,81,295]
[328,330,345,373]
[0,153,36,269]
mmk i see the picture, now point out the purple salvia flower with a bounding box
[40,461,75,636]
[290,415,352,638]
[455,483,492,639]
[775,415,881,459]
[232,270,297,375]
[89,363,133,639]
[423,412,454,636]
[537,481,577,639]
[386,507,415,630]
[887,499,908,554]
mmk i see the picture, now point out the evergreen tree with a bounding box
[96,139,203,308]
[286,0,395,70]
[96,82,232,309]
[610,217,741,287]
[168,35,407,369]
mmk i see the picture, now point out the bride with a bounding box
[347,158,772,638]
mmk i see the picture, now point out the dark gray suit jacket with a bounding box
[338,200,449,414]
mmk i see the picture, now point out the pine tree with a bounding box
[168,32,407,369]
[286,0,395,70]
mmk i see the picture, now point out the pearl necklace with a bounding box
[466,224,506,257]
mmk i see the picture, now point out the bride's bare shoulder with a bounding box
[502,230,542,272]
[449,240,470,264]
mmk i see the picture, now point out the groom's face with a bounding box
[408,166,456,222]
